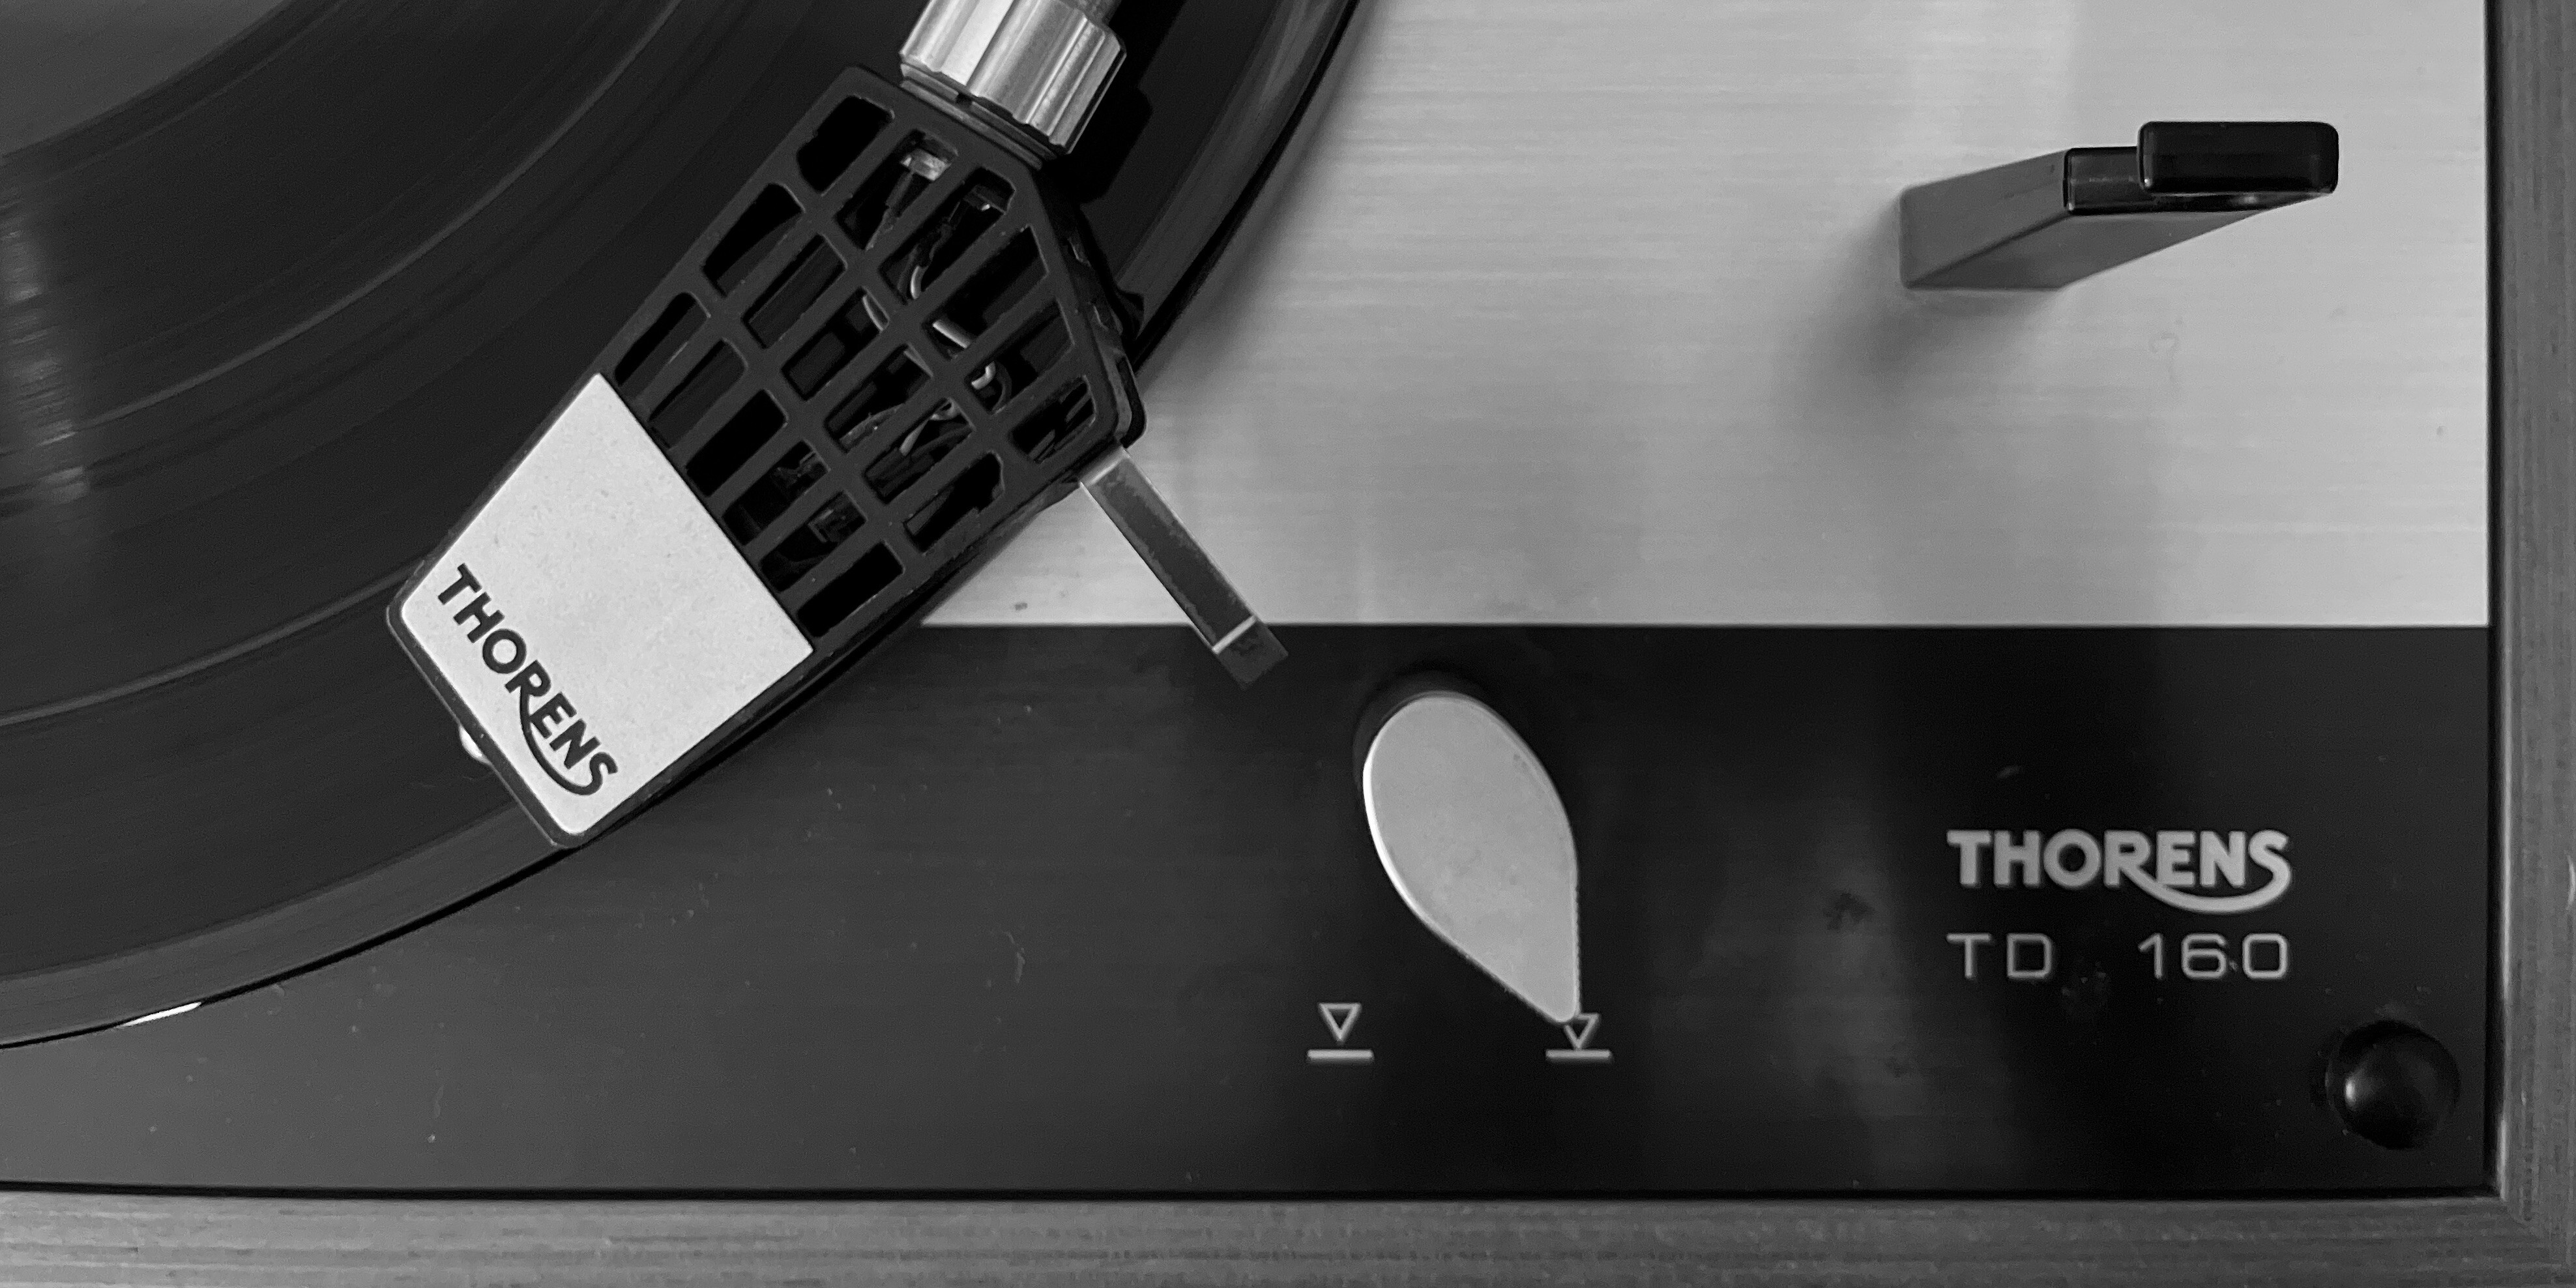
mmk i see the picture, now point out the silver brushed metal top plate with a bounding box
[933,0,2486,628]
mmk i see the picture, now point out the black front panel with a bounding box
[0,627,2487,1193]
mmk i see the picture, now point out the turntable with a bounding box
[2,0,2572,1283]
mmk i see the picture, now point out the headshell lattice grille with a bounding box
[602,67,1138,649]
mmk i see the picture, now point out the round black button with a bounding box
[2326,1021,2460,1150]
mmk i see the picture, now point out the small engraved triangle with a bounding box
[1562,1013,1600,1049]
[1319,1002,1361,1044]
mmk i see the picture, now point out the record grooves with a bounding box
[0,0,1358,1044]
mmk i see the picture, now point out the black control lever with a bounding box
[1899,121,2339,290]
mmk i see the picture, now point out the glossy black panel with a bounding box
[0,626,2487,1193]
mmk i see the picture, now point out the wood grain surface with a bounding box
[2496,0,2575,1268]
[0,1195,2560,1286]
[0,0,2563,1283]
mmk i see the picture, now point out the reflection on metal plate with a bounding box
[934,0,2485,627]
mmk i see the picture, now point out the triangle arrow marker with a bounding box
[1319,1002,1361,1044]
[1562,1013,1600,1050]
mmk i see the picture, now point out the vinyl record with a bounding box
[0,0,1356,1044]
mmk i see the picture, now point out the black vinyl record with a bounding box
[0,0,1358,1044]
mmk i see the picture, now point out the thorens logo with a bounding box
[1947,829,2291,914]
[434,565,621,795]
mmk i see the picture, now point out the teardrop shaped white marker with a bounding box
[1360,689,1581,1024]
